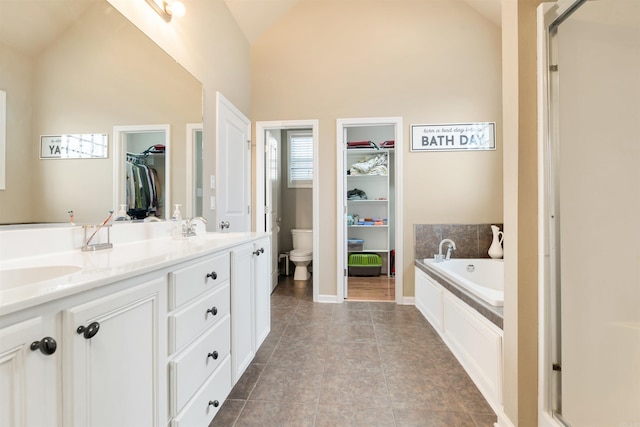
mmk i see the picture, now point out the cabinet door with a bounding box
[231,244,254,383]
[253,237,271,349]
[0,316,58,427]
[63,277,167,427]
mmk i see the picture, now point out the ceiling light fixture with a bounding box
[145,0,185,22]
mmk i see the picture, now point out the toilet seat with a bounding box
[290,249,312,259]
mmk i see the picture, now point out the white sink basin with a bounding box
[0,265,82,290]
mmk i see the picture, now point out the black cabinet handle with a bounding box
[207,351,219,360]
[209,400,219,408]
[206,271,217,280]
[253,248,264,256]
[206,307,218,316]
[77,321,100,339]
[30,337,57,355]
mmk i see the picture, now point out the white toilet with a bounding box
[290,229,313,281]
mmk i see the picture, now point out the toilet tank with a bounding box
[291,229,313,250]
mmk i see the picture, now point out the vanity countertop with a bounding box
[0,231,268,316]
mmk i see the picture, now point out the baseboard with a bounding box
[316,294,340,303]
[401,296,415,305]
[496,411,516,427]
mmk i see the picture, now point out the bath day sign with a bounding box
[411,122,496,152]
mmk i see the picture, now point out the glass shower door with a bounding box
[546,0,640,425]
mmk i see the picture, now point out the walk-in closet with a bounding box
[337,118,402,302]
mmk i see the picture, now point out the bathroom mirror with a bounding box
[0,0,202,226]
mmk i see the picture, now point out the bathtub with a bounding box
[422,258,504,307]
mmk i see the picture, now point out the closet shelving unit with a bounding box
[345,144,395,276]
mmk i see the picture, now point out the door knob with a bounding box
[207,306,218,316]
[219,221,230,230]
[253,248,264,256]
[76,321,100,339]
[207,351,219,360]
[30,337,57,355]
[206,271,217,280]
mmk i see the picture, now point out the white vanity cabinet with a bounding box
[253,237,271,350]
[230,237,271,383]
[167,251,232,425]
[0,314,58,427]
[62,276,167,427]
[230,244,254,383]
[0,231,271,427]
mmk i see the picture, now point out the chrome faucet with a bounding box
[436,238,456,261]
[183,217,207,237]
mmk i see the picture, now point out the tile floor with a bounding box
[210,277,497,427]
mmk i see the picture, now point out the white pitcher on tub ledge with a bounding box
[488,225,504,259]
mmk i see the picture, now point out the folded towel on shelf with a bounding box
[380,140,394,148]
[349,153,388,176]
[347,141,379,149]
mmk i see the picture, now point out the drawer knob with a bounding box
[206,271,217,280]
[209,400,220,408]
[253,248,264,256]
[76,322,100,339]
[206,307,218,316]
[30,337,57,355]
[208,351,219,360]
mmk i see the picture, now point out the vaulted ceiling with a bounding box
[0,0,502,56]
[222,0,502,44]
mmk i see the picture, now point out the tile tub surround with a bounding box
[414,224,504,260]
[211,277,497,427]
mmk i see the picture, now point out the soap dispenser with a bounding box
[172,204,182,221]
[114,204,131,221]
[172,204,183,239]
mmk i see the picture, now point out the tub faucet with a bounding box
[183,217,207,237]
[437,239,457,261]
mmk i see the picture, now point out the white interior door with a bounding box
[265,130,281,290]
[216,92,251,232]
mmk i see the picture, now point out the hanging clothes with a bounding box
[125,155,162,216]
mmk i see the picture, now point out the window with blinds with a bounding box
[287,130,313,188]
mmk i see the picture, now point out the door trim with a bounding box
[256,120,319,302]
[113,124,171,220]
[336,117,404,304]
[185,123,203,219]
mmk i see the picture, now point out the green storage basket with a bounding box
[348,253,382,276]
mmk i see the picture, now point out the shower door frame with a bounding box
[539,1,639,425]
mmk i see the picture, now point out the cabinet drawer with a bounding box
[171,355,231,427]
[169,282,230,353]
[169,315,230,416]
[169,252,230,309]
